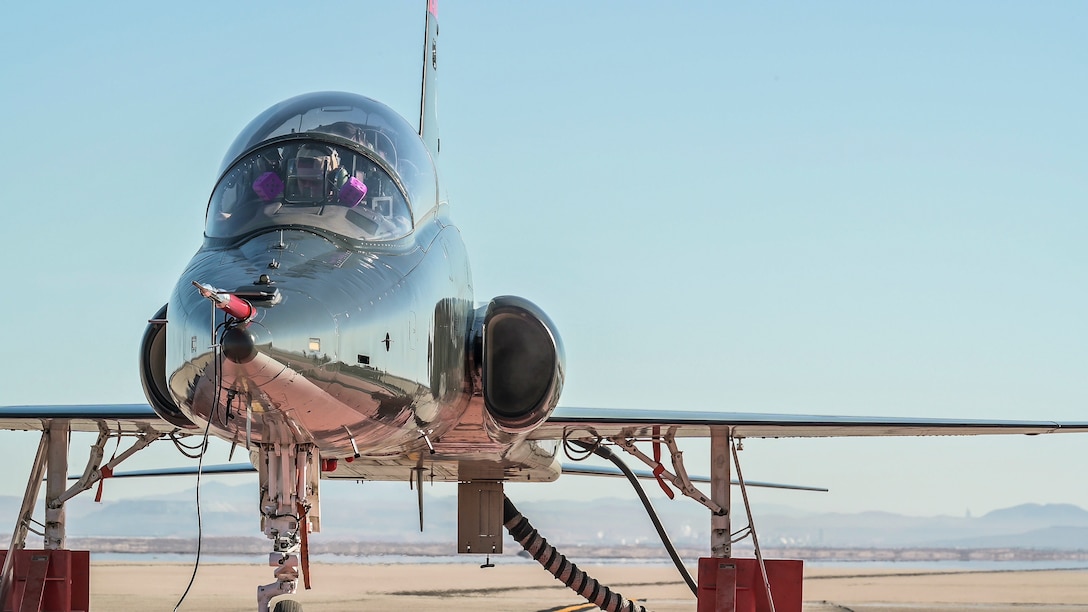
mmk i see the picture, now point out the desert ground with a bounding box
[85,562,1088,611]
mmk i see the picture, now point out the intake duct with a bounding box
[472,296,564,434]
[139,304,197,429]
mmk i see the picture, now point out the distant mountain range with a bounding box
[4,483,1088,552]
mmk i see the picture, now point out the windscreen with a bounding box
[206,141,413,242]
[217,92,437,222]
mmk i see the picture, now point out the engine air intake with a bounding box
[479,296,564,434]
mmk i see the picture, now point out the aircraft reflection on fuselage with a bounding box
[140,91,566,485]
[169,119,472,453]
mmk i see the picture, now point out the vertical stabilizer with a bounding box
[419,0,440,161]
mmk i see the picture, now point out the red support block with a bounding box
[0,550,89,612]
[697,557,803,612]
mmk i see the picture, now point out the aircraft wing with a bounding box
[4,403,1087,439]
[534,406,1088,440]
[0,404,173,434]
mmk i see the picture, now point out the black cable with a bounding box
[562,432,600,462]
[172,411,211,612]
[173,318,230,611]
[570,440,699,596]
[503,496,648,612]
[170,431,206,459]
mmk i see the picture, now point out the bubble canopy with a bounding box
[206,92,437,242]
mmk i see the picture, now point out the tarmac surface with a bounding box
[85,562,1088,611]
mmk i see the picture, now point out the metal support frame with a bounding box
[0,429,51,606]
[587,427,801,611]
[51,427,162,508]
[710,427,731,558]
[0,420,165,610]
[605,427,733,556]
[610,430,723,514]
[44,421,70,551]
[731,437,776,612]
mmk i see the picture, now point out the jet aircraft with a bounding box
[1,3,1086,612]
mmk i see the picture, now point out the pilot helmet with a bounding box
[287,145,339,202]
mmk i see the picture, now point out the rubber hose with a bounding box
[503,496,649,612]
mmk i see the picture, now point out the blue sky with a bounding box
[0,2,1085,520]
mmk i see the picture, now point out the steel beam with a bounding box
[44,421,69,550]
[710,426,731,558]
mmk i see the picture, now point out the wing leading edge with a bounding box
[0,404,171,434]
[4,404,1087,440]
[534,406,1088,441]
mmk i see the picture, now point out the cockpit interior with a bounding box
[204,92,437,244]
[207,140,413,241]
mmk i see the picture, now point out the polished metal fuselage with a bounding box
[159,88,562,483]
[165,206,486,468]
